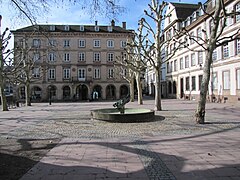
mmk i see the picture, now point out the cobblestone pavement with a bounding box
[1,99,240,179]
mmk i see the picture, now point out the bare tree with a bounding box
[13,34,48,106]
[116,21,147,105]
[0,16,12,111]
[117,61,135,102]
[141,0,179,110]
[3,0,124,24]
[192,0,240,124]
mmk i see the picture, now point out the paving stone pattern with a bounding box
[1,99,240,179]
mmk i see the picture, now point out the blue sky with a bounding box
[0,0,205,49]
[1,0,205,31]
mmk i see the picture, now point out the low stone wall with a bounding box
[91,108,155,123]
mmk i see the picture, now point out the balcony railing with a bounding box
[72,76,92,82]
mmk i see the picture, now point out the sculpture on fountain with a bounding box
[113,94,130,114]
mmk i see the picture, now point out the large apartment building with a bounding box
[12,21,134,102]
[164,0,240,102]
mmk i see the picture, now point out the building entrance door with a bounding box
[180,78,184,98]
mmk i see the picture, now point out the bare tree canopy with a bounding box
[1,0,125,24]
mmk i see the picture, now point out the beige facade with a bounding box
[12,21,134,102]
[164,0,240,103]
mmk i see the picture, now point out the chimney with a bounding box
[95,21,98,26]
[111,19,115,26]
[122,22,126,29]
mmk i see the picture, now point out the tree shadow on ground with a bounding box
[1,126,240,179]
[0,138,59,180]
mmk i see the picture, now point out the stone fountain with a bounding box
[91,95,155,123]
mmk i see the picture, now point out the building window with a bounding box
[121,52,127,61]
[223,71,230,89]
[180,58,184,70]
[191,76,196,91]
[49,39,56,47]
[174,60,177,71]
[198,51,203,64]
[93,52,101,62]
[78,68,86,79]
[107,53,114,62]
[64,53,70,62]
[33,52,40,61]
[167,29,172,40]
[79,52,85,61]
[185,55,189,68]
[108,26,113,32]
[223,43,229,58]
[64,25,70,31]
[48,69,55,79]
[170,61,173,73]
[209,19,214,34]
[93,40,101,47]
[190,32,195,45]
[63,68,71,79]
[235,2,240,23]
[33,39,41,48]
[236,39,240,55]
[48,52,55,62]
[108,68,114,78]
[121,41,127,48]
[107,40,114,48]
[179,39,183,50]
[185,77,190,91]
[95,26,99,31]
[80,25,84,31]
[122,68,127,77]
[197,27,202,41]
[20,87,25,99]
[167,62,170,73]
[94,68,101,79]
[191,53,195,66]
[199,75,203,90]
[49,25,55,31]
[79,39,86,47]
[237,69,240,89]
[212,72,218,90]
[32,67,40,78]
[184,36,188,47]
[212,49,217,61]
[64,40,70,47]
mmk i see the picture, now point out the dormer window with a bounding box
[33,25,39,31]
[196,10,200,18]
[182,21,185,28]
[80,25,84,31]
[50,25,55,31]
[95,26,99,32]
[64,25,70,31]
[108,26,113,32]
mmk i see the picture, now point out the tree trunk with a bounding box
[195,0,222,124]
[135,72,143,105]
[195,51,212,124]
[0,82,8,111]
[154,67,162,111]
[129,77,135,102]
[25,80,31,106]
[0,35,8,111]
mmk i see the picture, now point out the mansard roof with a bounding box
[171,2,200,21]
[12,24,133,34]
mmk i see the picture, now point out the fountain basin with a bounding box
[91,108,155,123]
